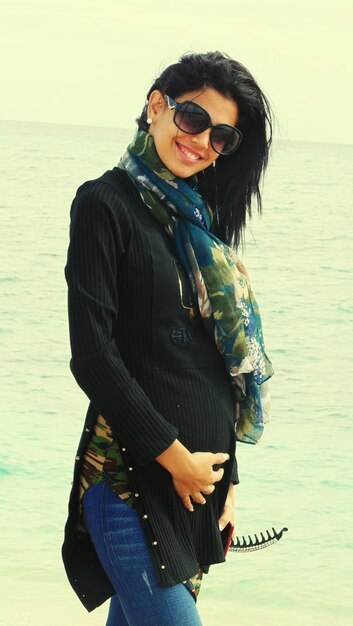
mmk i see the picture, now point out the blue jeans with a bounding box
[82,481,203,626]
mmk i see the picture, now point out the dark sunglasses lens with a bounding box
[174,103,208,134]
[173,100,242,155]
[211,127,242,155]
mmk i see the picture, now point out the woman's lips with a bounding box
[176,142,201,164]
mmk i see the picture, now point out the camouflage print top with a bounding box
[77,412,135,527]
[77,413,203,601]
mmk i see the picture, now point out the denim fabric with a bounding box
[82,481,203,626]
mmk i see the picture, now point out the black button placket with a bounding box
[72,428,93,602]
[71,418,95,484]
[119,445,168,574]
[73,576,87,601]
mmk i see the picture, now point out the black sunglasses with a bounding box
[163,94,242,156]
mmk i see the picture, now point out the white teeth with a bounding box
[179,144,199,161]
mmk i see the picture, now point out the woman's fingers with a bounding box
[190,491,206,505]
[210,452,229,483]
[201,484,215,495]
[173,478,213,510]
[213,452,230,465]
[218,503,235,531]
[212,467,225,483]
[173,479,199,511]
[181,494,194,512]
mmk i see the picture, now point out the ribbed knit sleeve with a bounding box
[64,181,178,466]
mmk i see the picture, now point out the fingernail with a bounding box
[219,523,224,531]
[225,454,230,460]
[190,507,194,512]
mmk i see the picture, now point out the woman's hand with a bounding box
[170,472,211,512]
[218,482,235,532]
[156,440,230,512]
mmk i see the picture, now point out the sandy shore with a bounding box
[1,577,351,626]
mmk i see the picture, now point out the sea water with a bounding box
[1,120,352,626]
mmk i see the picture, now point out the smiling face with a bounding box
[147,87,239,178]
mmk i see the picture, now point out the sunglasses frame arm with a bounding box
[164,94,177,110]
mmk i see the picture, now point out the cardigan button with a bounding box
[161,565,166,570]
[122,447,126,452]
[152,541,158,546]
[75,456,80,461]
[128,467,133,471]
[134,493,139,497]
[85,428,90,432]
[142,514,148,519]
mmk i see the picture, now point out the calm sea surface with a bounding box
[1,120,352,626]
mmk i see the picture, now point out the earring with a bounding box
[146,117,152,125]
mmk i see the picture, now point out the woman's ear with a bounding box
[147,90,165,125]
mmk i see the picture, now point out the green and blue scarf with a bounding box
[118,130,273,444]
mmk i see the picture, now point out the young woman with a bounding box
[62,50,273,625]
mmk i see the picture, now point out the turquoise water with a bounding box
[1,120,352,626]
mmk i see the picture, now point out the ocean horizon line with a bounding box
[1,116,352,149]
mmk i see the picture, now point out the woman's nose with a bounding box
[191,128,212,151]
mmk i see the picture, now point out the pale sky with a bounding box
[1,0,352,144]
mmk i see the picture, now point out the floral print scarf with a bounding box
[118,130,273,444]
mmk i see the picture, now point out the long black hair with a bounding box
[136,51,273,248]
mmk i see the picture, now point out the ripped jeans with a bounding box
[82,481,203,626]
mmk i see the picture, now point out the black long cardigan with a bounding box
[62,168,239,612]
